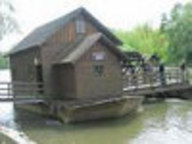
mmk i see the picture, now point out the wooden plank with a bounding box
[124,83,192,96]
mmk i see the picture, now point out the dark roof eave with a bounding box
[8,44,41,56]
[99,35,127,61]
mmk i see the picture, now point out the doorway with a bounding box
[36,65,43,94]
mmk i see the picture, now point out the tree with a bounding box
[0,0,18,69]
[161,2,192,64]
[115,24,169,62]
[0,0,18,40]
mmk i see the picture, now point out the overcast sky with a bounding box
[0,0,190,52]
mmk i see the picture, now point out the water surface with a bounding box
[15,100,192,144]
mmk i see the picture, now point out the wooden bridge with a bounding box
[123,68,192,98]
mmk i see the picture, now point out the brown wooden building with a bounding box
[9,7,126,100]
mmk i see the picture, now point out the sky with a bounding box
[0,0,190,52]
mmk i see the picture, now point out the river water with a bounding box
[0,70,192,144]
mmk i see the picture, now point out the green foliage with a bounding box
[0,52,8,69]
[115,24,169,62]
[161,2,192,65]
[115,2,192,65]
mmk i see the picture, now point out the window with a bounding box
[93,65,104,76]
[76,19,85,34]
[92,52,106,61]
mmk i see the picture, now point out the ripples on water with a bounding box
[131,100,192,144]
[0,70,192,144]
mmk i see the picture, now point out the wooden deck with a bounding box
[124,83,192,96]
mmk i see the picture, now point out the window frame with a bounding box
[76,18,86,34]
[93,64,104,77]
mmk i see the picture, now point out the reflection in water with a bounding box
[0,70,192,144]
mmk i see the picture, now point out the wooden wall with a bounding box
[75,41,122,99]
[9,47,41,97]
[40,20,76,98]
[10,47,41,82]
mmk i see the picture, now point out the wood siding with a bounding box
[75,41,122,99]
[48,14,100,44]
[40,20,75,97]
[50,20,76,44]
[9,47,41,97]
[10,47,41,82]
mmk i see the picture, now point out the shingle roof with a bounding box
[53,33,126,64]
[9,7,122,55]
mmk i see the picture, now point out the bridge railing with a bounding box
[0,81,44,100]
[123,67,188,91]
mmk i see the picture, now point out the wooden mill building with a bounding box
[9,7,126,100]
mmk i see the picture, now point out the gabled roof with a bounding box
[9,7,122,55]
[53,33,126,65]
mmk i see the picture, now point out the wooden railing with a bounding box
[123,68,189,91]
[0,81,44,100]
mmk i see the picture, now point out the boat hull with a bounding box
[54,96,144,123]
[15,96,144,123]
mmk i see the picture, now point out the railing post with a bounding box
[178,68,181,83]
[186,68,190,84]
[12,83,15,102]
[7,83,10,99]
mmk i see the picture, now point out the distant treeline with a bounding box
[0,53,8,69]
[115,2,192,65]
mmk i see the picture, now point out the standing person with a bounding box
[159,63,166,85]
[180,62,187,83]
[129,65,138,88]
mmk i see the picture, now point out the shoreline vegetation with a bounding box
[0,52,8,69]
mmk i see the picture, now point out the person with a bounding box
[159,63,166,85]
[129,65,138,88]
[180,62,187,83]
